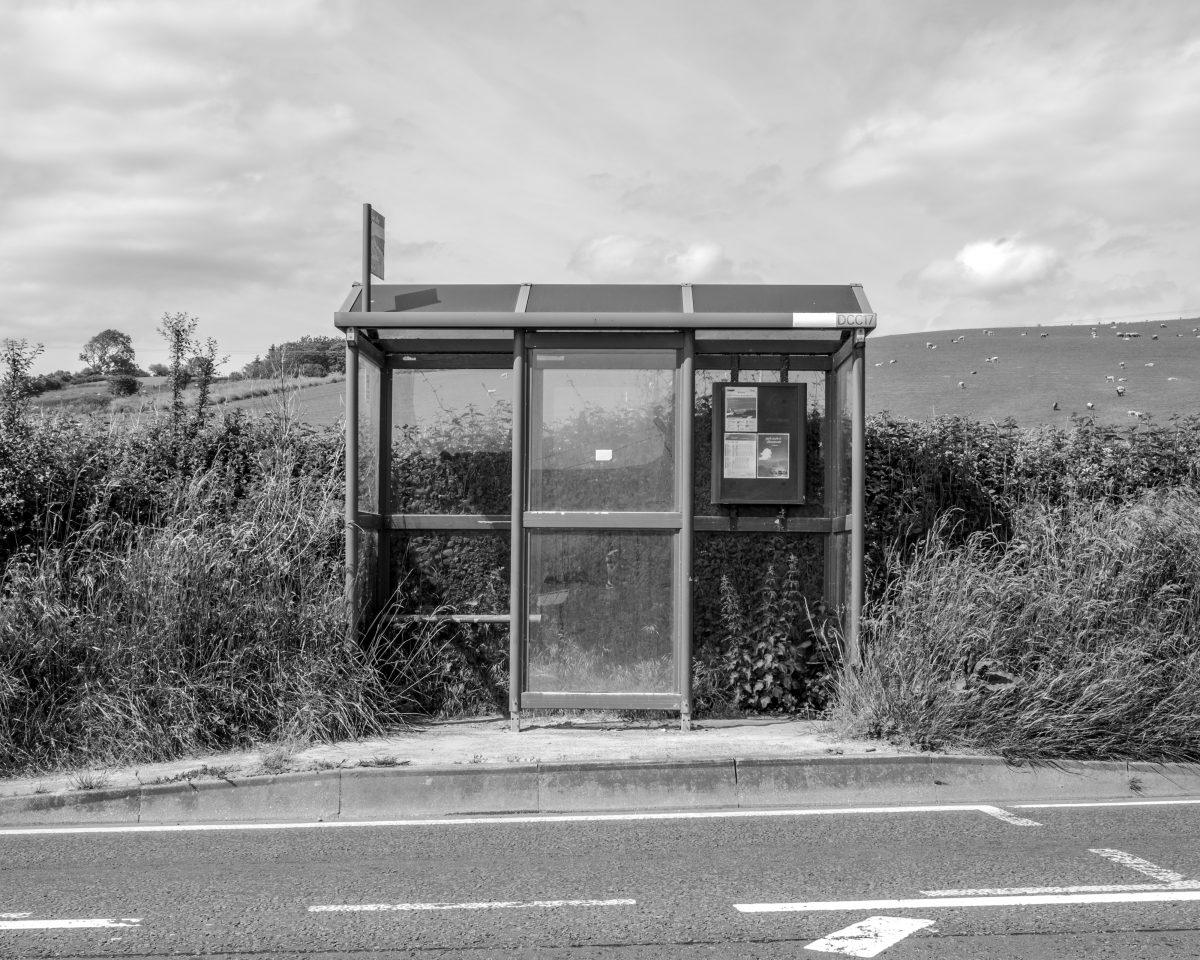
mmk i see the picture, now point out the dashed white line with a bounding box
[0,918,141,930]
[309,898,635,913]
[921,882,1200,896]
[1090,848,1190,884]
[0,913,31,919]
[735,890,1200,912]
[804,916,934,957]
[976,805,1043,827]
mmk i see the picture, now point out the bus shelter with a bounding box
[335,282,874,730]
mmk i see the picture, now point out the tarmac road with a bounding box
[2,798,1199,958]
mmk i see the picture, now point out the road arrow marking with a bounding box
[736,890,1200,912]
[309,898,635,913]
[0,918,141,930]
[804,916,933,956]
[1090,848,1190,884]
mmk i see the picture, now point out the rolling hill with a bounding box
[868,318,1200,425]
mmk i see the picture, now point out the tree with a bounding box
[1,338,44,433]
[148,363,170,378]
[79,329,136,375]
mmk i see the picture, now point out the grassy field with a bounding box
[31,316,1200,430]
[869,318,1200,425]
[34,374,346,422]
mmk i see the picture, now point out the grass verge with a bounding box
[831,485,1200,762]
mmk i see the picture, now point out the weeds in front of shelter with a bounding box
[833,487,1200,762]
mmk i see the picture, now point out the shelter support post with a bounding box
[848,332,866,668]
[508,330,527,732]
[677,331,695,731]
[345,329,360,642]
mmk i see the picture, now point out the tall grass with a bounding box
[0,447,396,773]
[832,486,1200,761]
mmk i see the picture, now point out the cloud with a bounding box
[823,14,1200,227]
[588,165,786,222]
[917,238,1062,298]
[567,235,747,282]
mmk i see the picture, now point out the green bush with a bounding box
[107,374,140,397]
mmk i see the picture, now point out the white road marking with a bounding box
[921,882,1200,896]
[0,913,31,919]
[976,805,1042,827]
[1090,848,1190,883]
[0,918,141,930]
[735,890,1200,912]
[309,898,635,913]
[804,916,934,957]
[0,802,1060,836]
[1015,799,1200,809]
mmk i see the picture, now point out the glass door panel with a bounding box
[526,530,673,693]
[522,345,682,702]
[528,350,676,511]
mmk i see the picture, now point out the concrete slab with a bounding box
[0,786,140,826]
[340,765,540,819]
[139,772,339,823]
[539,759,737,812]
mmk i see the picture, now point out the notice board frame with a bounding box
[711,381,806,505]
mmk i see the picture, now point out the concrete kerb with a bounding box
[2,756,1199,827]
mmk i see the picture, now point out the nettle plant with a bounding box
[716,554,835,712]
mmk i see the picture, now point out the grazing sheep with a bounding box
[958,381,965,389]
[1116,385,1126,396]
[1145,362,1155,367]
[1086,402,1095,409]
[1105,375,1115,382]
[1152,335,1159,340]
[1168,377,1179,382]
[1120,361,1126,368]
[1040,332,1049,338]
[874,362,883,367]
[971,370,977,375]
[1160,322,1168,328]
[1052,401,1060,410]
[1128,410,1144,419]
[888,359,897,364]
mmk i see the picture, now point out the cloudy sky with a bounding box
[3,0,1199,372]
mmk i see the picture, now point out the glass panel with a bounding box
[693,533,824,656]
[693,365,826,517]
[835,363,854,514]
[526,530,674,693]
[357,358,381,513]
[355,529,379,623]
[388,533,509,614]
[529,350,675,511]
[391,366,512,514]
